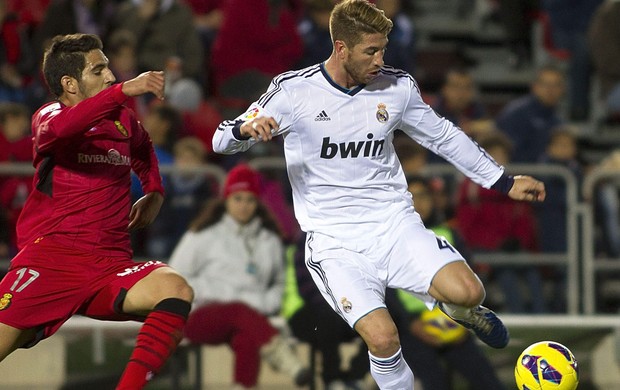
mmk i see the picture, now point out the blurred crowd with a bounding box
[1,0,620,315]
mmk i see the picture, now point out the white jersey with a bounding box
[213,63,504,241]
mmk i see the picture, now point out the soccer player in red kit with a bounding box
[0,33,194,389]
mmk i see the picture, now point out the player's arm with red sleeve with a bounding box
[35,83,129,153]
[130,117,165,196]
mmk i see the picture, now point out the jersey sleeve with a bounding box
[398,77,504,188]
[212,77,293,154]
[34,84,128,154]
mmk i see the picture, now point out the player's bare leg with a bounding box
[428,261,485,306]
[429,261,509,348]
[354,308,413,389]
[0,324,36,362]
[116,267,193,389]
[122,267,193,314]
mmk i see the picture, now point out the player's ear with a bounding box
[61,75,78,95]
[334,40,347,60]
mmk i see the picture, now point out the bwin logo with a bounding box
[320,133,384,159]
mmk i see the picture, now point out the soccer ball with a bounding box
[419,306,468,345]
[515,341,579,390]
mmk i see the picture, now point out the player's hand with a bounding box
[128,192,164,230]
[122,71,165,100]
[240,117,279,142]
[508,175,546,202]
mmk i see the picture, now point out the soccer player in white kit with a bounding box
[213,1,546,389]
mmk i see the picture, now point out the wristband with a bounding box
[491,174,514,195]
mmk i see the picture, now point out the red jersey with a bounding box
[16,84,164,257]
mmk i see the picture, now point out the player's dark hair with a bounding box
[329,0,393,48]
[188,198,283,239]
[42,33,103,97]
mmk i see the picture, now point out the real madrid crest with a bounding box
[340,297,352,313]
[376,103,389,123]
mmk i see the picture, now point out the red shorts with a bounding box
[0,236,167,347]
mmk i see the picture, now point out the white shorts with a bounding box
[304,211,465,328]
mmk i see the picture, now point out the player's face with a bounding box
[226,191,259,225]
[76,49,116,101]
[343,33,387,86]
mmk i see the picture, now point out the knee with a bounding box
[432,262,486,307]
[177,280,194,303]
[458,277,485,307]
[364,325,400,357]
[164,273,194,303]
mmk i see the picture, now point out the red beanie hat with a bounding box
[223,164,261,198]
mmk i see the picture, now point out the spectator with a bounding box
[536,126,582,253]
[112,0,204,81]
[7,0,50,39]
[106,28,148,119]
[496,64,566,163]
[393,134,428,176]
[164,55,204,113]
[535,126,582,312]
[184,0,225,50]
[455,132,544,313]
[593,150,620,258]
[296,0,335,69]
[107,28,138,83]
[498,0,538,69]
[210,0,303,115]
[0,0,37,105]
[285,232,369,390]
[588,0,620,122]
[375,0,415,73]
[184,0,226,89]
[542,0,602,121]
[0,101,31,162]
[431,67,494,141]
[393,133,459,236]
[168,164,310,389]
[0,102,33,256]
[33,0,117,58]
[130,103,179,256]
[147,136,214,258]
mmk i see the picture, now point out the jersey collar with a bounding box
[320,63,365,96]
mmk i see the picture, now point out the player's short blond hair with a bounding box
[329,0,393,48]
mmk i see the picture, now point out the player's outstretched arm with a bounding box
[240,117,279,142]
[508,175,546,202]
[121,71,165,100]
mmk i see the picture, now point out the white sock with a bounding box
[439,302,474,320]
[368,348,414,390]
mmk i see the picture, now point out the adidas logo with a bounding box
[315,110,331,121]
